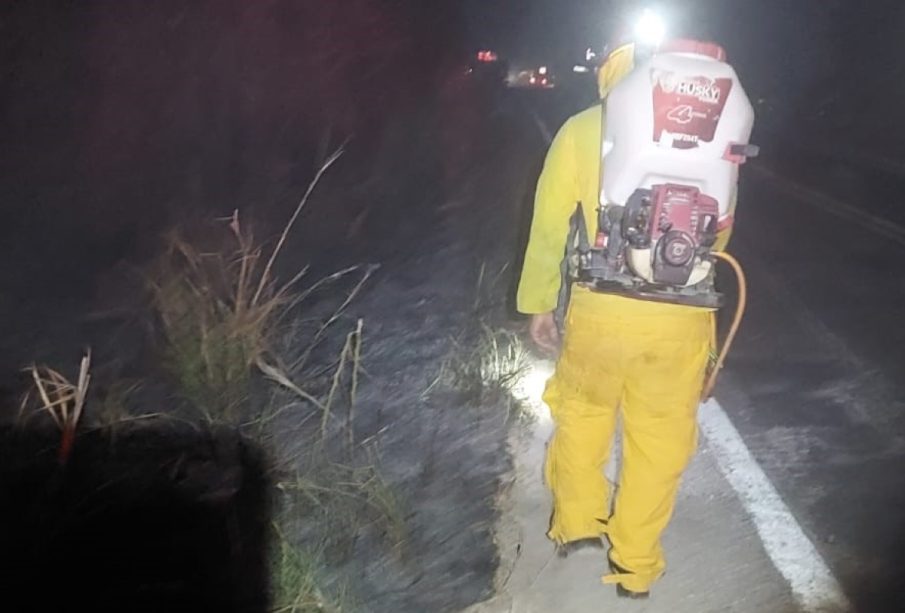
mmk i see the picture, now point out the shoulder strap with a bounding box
[555,202,590,332]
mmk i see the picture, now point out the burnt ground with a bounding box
[254,84,549,611]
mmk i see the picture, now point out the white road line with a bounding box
[842,148,905,178]
[750,163,905,249]
[699,399,852,612]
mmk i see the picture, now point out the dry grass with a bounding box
[149,214,284,420]
[421,261,533,425]
[148,150,344,422]
[468,262,530,390]
[266,312,408,587]
[272,529,355,613]
[91,379,142,425]
[434,325,524,393]
[472,260,511,313]
[278,465,406,555]
[250,277,374,464]
[143,148,407,611]
[474,325,529,392]
[20,351,92,463]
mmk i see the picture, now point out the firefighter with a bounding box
[517,39,733,598]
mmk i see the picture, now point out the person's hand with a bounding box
[529,312,560,355]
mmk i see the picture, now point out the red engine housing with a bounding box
[650,184,719,244]
[639,184,720,285]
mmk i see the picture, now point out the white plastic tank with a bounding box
[600,39,755,219]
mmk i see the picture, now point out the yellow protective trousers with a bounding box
[542,288,712,593]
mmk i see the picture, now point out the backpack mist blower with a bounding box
[567,39,757,398]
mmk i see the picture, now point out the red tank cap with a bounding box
[660,38,726,62]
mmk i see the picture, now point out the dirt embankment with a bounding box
[2,50,549,612]
[1,4,560,608]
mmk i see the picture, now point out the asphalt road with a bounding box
[516,83,905,612]
[725,161,905,612]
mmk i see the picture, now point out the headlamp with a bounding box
[633,9,666,49]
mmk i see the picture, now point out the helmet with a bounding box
[597,43,635,99]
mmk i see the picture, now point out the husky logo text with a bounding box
[651,69,733,147]
[675,79,722,103]
[652,71,724,104]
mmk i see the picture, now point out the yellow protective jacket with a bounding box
[516,104,733,315]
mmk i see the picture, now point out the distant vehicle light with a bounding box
[634,8,666,47]
[477,50,499,62]
[538,66,548,75]
[573,65,590,73]
[529,76,537,84]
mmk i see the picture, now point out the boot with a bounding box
[608,558,651,599]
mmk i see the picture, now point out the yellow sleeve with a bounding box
[714,228,732,252]
[517,120,581,314]
[713,185,738,252]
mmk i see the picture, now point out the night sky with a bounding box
[462,0,851,62]
[4,0,904,218]
[461,0,905,139]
